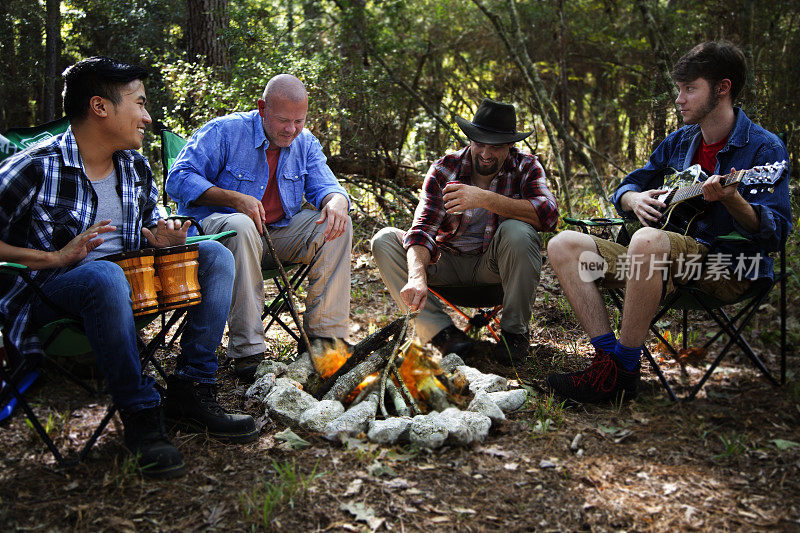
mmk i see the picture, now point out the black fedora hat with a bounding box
[455,98,532,144]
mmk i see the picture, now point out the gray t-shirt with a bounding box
[79,168,124,265]
[454,207,490,254]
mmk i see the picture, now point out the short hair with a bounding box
[671,41,747,100]
[62,57,149,121]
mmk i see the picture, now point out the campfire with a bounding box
[245,316,529,448]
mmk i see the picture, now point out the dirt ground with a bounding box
[2,241,799,532]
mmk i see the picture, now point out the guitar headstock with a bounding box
[731,160,788,188]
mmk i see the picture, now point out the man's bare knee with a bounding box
[628,227,670,256]
[547,230,596,268]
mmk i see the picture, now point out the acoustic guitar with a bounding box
[653,160,787,234]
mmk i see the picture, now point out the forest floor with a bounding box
[1,221,799,532]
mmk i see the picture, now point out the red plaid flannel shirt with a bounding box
[403,146,558,262]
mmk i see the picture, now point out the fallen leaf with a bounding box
[503,462,519,471]
[344,479,363,496]
[477,446,514,458]
[771,439,799,451]
[274,428,310,450]
[340,501,385,532]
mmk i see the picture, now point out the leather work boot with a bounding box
[490,330,530,366]
[545,349,639,403]
[120,406,186,479]
[430,324,476,357]
[230,353,265,383]
[163,376,258,444]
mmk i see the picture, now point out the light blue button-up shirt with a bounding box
[166,110,348,229]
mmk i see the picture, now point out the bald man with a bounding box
[166,74,352,382]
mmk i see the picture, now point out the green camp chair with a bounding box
[1,117,70,162]
[160,129,310,342]
[564,216,789,402]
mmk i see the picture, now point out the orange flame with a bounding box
[398,344,445,400]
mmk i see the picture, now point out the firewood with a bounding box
[314,317,405,400]
[321,346,394,403]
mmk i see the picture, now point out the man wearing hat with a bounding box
[371,99,559,365]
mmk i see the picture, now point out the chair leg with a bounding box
[642,346,678,402]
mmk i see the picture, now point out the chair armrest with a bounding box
[715,231,750,243]
[562,216,625,228]
[0,262,29,274]
[186,230,237,245]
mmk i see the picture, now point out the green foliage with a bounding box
[239,458,325,528]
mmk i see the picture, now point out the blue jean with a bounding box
[31,240,234,413]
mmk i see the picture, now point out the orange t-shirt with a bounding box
[262,147,285,225]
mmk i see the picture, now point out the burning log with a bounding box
[321,345,394,402]
[312,317,406,399]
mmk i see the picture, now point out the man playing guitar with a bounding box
[545,41,792,403]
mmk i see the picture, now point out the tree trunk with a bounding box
[337,0,368,157]
[187,0,230,70]
[44,0,61,122]
[557,0,573,215]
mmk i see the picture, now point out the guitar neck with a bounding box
[670,169,743,204]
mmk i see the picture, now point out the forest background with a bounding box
[3,0,799,221]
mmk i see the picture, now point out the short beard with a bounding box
[474,158,499,176]
[685,89,721,125]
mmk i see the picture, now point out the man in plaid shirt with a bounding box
[372,99,558,365]
[0,58,256,478]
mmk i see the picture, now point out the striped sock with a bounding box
[614,341,642,371]
[590,332,617,353]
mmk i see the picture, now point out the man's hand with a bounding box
[316,193,349,241]
[622,189,669,226]
[232,191,267,234]
[142,218,190,248]
[400,277,428,312]
[443,182,486,215]
[701,172,738,203]
[56,219,116,267]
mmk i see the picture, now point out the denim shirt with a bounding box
[165,110,349,229]
[611,108,792,280]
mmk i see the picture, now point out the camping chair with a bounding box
[160,129,310,342]
[564,216,789,402]
[0,261,189,466]
[1,117,70,163]
[428,284,504,342]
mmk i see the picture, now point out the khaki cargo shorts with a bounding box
[589,231,752,303]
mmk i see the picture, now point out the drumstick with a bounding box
[262,228,314,358]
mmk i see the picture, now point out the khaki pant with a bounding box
[590,231,751,303]
[202,210,352,358]
[370,219,543,344]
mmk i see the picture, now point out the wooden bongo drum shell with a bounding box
[102,248,159,317]
[153,243,202,311]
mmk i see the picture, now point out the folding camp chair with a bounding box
[564,216,789,402]
[429,284,504,342]
[0,261,190,466]
[1,117,70,163]
[160,129,311,342]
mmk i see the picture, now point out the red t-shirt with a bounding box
[262,147,285,225]
[692,134,728,174]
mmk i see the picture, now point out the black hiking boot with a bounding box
[120,406,185,479]
[545,349,639,403]
[163,376,258,444]
[230,353,265,383]
[430,325,476,357]
[490,330,530,367]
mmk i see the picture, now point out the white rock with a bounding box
[439,353,465,374]
[487,389,528,412]
[254,360,288,380]
[409,414,448,449]
[264,378,319,426]
[457,365,508,393]
[570,433,584,452]
[299,400,346,433]
[467,390,505,424]
[367,417,413,444]
[440,408,492,443]
[285,352,315,384]
[324,394,379,441]
[245,372,277,402]
[429,411,473,446]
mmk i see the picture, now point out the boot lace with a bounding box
[571,355,617,393]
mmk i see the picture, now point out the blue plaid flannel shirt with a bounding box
[0,128,160,356]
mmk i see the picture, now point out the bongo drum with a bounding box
[103,248,159,317]
[153,243,202,311]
